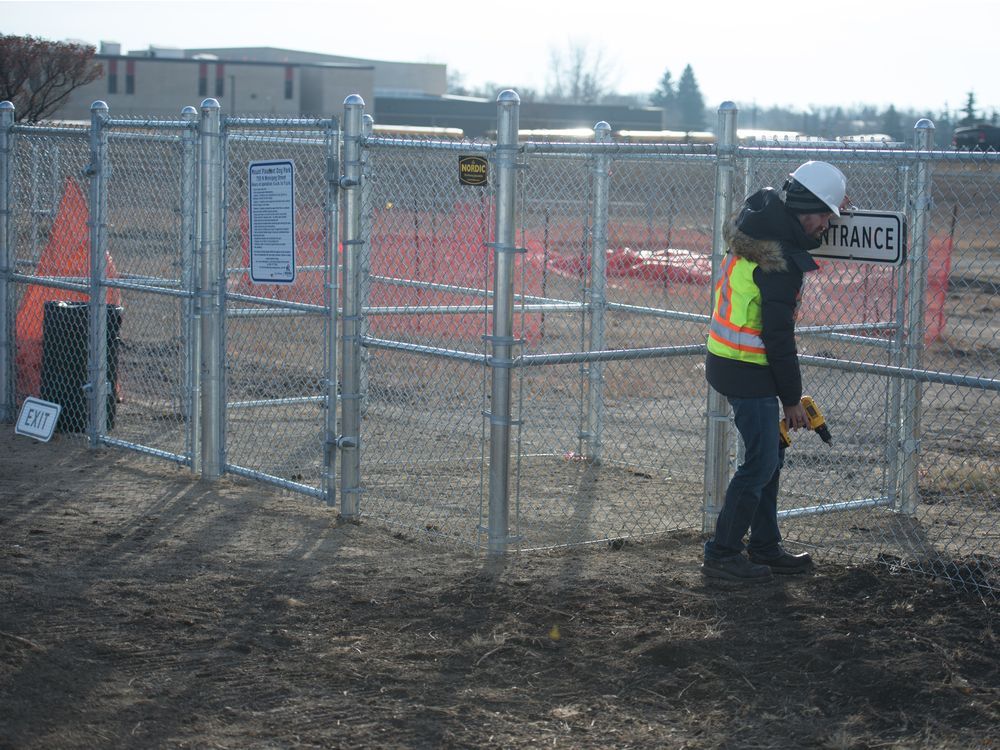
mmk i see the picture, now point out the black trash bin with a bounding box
[40,301,123,433]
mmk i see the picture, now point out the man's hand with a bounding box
[784,401,809,430]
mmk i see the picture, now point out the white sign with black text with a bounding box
[812,210,907,266]
[249,160,296,284]
[15,397,61,442]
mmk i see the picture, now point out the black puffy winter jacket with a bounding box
[705,188,821,407]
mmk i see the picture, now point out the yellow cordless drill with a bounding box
[779,396,832,447]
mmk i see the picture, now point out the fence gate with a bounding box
[216,113,340,500]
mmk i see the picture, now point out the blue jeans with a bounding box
[704,395,785,560]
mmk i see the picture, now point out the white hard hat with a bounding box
[787,161,847,217]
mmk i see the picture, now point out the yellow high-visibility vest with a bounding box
[707,254,768,365]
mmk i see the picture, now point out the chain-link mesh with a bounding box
[222,121,337,494]
[508,147,717,546]
[10,126,105,435]
[351,133,997,597]
[718,147,998,597]
[5,110,996,598]
[103,122,191,457]
[358,135,494,541]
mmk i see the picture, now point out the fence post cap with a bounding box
[718,101,738,113]
[344,94,365,107]
[90,100,109,113]
[200,98,221,110]
[0,101,14,111]
[497,89,520,105]
[180,105,198,116]
[914,118,935,131]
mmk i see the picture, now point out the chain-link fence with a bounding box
[2,96,996,598]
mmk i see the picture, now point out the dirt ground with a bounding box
[1,431,997,750]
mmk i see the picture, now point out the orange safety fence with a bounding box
[230,205,953,347]
[803,234,953,345]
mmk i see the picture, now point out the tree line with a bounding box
[2,32,990,147]
[449,42,988,146]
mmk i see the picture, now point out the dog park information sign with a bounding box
[813,210,907,265]
[249,160,296,284]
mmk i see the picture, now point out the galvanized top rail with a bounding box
[737,144,1000,163]
[105,118,196,130]
[523,141,715,156]
[107,131,184,144]
[226,116,338,129]
[227,133,329,146]
[362,135,492,153]
[11,124,88,137]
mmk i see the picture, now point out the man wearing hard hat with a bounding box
[702,161,848,583]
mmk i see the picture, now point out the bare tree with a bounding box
[545,40,615,105]
[0,34,103,122]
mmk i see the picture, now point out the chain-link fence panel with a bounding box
[730,149,909,519]
[101,121,193,460]
[507,145,718,547]
[734,145,998,597]
[9,126,93,430]
[356,134,494,542]
[221,121,338,496]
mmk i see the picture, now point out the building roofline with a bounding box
[96,53,373,71]
[183,46,445,68]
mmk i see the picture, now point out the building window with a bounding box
[284,66,293,99]
[198,63,207,97]
[215,64,224,97]
[107,60,118,94]
[125,60,135,95]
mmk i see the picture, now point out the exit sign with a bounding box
[15,397,61,442]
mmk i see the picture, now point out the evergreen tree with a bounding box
[675,64,705,132]
[650,69,676,127]
[881,105,903,141]
[961,91,978,125]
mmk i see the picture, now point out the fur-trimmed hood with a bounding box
[723,188,820,273]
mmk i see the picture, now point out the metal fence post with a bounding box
[180,105,200,471]
[486,90,520,555]
[324,113,341,507]
[0,101,13,423]
[585,121,612,462]
[886,159,914,509]
[899,118,935,515]
[339,94,365,519]
[703,102,738,533]
[86,101,110,447]
[359,113,374,414]
[199,98,224,479]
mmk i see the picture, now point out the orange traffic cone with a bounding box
[15,177,121,397]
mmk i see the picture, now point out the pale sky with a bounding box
[2,0,993,121]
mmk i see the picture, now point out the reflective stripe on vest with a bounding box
[707,254,768,364]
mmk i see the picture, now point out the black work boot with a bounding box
[748,548,813,575]
[702,554,774,584]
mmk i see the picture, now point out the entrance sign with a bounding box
[812,210,907,266]
[249,160,296,284]
[15,397,61,442]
